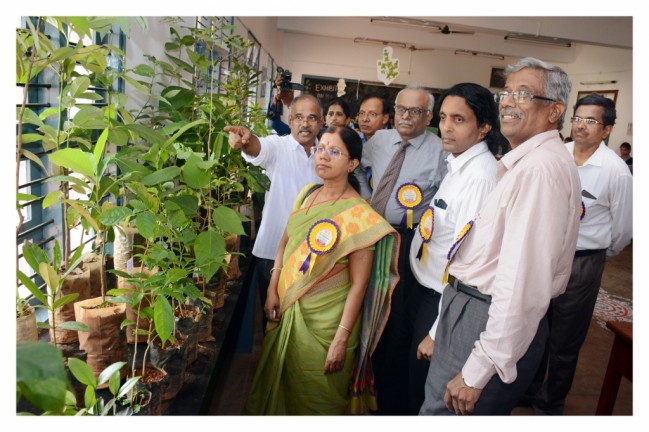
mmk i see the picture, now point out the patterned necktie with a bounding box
[370,141,410,215]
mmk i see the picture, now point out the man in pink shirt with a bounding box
[419,57,581,415]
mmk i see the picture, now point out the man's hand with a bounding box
[224,125,251,150]
[443,372,483,415]
[416,334,435,361]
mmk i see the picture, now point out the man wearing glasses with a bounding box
[357,94,391,143]
[357,84,447,415]
[526,93,633,415]
[420,58,581,415]
[225,95,324,333]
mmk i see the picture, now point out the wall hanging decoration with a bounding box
[377,46,399,86]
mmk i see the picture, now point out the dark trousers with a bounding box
[529,250,607,414]
[254,257,275,334]
[420,282,549,415]
[373,227,440,415]
[406,280,441,414]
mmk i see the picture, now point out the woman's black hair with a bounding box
[438,83,501,155]
[322,125,362,193]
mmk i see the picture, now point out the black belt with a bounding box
[574,248,606,258]
[448,275,491,304]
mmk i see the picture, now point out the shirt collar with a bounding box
[446,141,490,175]
[394,130,431,149]
[567,141,608,167]
[498,130,561,179]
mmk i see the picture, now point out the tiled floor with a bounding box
[208,243,633,416]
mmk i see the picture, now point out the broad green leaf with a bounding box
[212,206,245,235]
[72,105,108,129]
[132,64,155,77]
[49,148,94,179]
[136,211,156,240]
[98,206,133,226]
[68,357,95,387]
[17,192,38,202]
[17,343,68,413]
[182,155,211,189]
[154,295,174,347]
[141,166,181,186]
[66,199,100,232]
[42,190,62,209]
[167,194,199,217]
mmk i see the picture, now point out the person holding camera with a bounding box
[267,73,295,135]
[225,94,324,333]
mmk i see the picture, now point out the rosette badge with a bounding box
[396,182,423,229]
[299,219,341,274]
[442,220,474,284]
[416,206,434,264]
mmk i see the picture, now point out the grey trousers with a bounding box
[419,282,549,415]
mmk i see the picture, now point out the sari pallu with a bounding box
[243,184,399,415]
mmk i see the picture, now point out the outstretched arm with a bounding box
[224,125,262,157]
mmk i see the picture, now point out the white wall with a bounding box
[125,17,633,154]
[243,18,633,152]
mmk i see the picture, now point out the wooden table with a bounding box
[595,321,632,415]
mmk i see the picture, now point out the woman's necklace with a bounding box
[305,184,349,215]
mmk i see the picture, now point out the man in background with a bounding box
[528,93,633,415]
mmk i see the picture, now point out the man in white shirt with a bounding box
[357,85,447,415]
[528,93,633,415]
[420,58,581,415]
[224,95,323,330]
[409,83,498,414]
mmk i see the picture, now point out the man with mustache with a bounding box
[419,58,581,415]
[225,94,324,332]
[356,84,447,415]
[526,93,633,415]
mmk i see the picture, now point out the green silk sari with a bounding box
[243,184,399,415]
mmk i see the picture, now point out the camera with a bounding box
[276,66,305,92]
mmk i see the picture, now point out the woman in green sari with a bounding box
[243,125,400,415]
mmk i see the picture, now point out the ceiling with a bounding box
[276,16,632,64]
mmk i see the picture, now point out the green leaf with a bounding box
[42,190,62,209]
[72,105,108,129]
[97,361,127,388]
[93,128,110,172]
[16,343,68,413]
[195,230,226,282]
[117,377,141,399]
[212,206,245,235]
[39,262,60,291]
[58,321,89,332]
[167,194,199,217]
[132,64,155,77]
[17,270,47,305]
[49,148,95,180]
[141,166,181,186]
[182,154,211,189]
[68,357,96,387]
[98,206,133,226]
[21,241,49,271]
[153,296,174,347]
[136,211,156,240]
[66,199,100,232]
[20,148,48,173]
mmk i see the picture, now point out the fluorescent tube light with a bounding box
[353,37,407,49]
[454,49,504,60]
[504,33,572,48]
